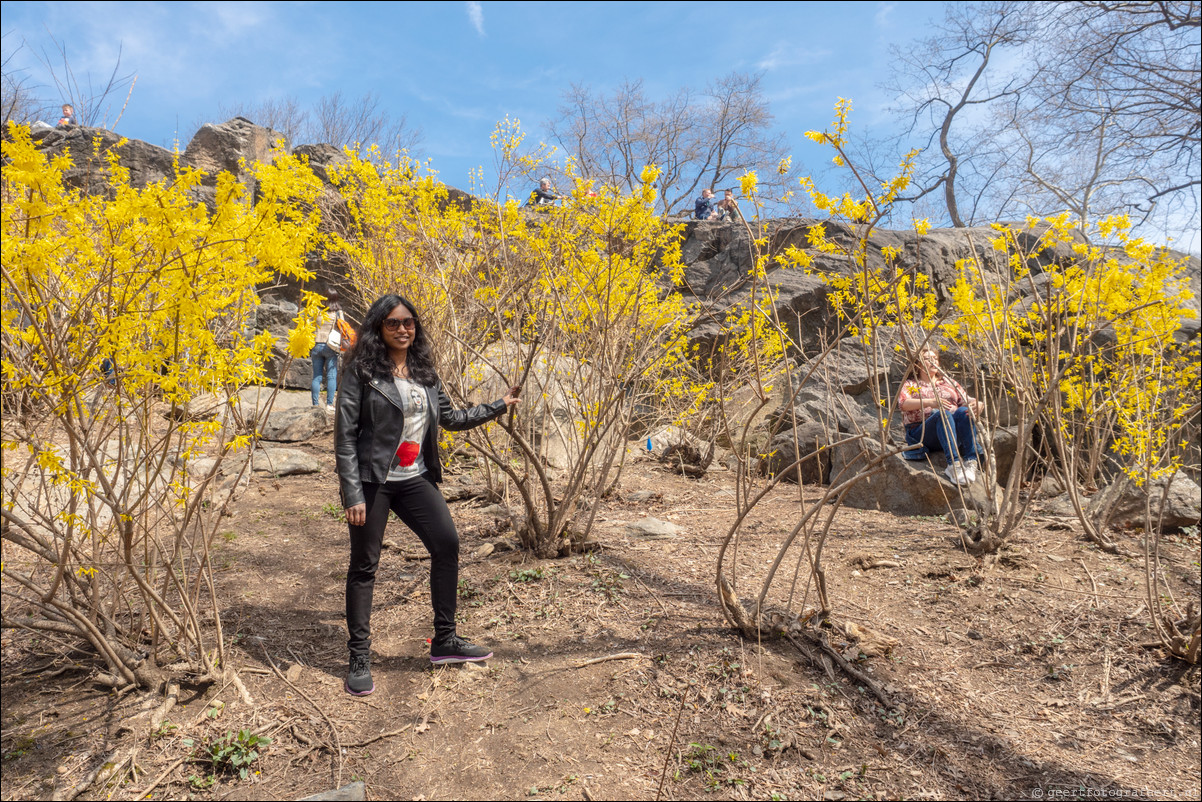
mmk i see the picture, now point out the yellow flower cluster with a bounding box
[944,213,1197,484]
[2,122,320,413]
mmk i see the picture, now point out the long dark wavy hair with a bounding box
[344,294,439,386]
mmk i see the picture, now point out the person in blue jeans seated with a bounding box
[311,290,345,410]
[896,348,983,486]
[334,294,521,696]
[695,188,719,220]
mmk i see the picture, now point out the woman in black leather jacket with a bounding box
[335,294,520,696]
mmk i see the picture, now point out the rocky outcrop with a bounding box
[678,219,1200,353]
[252,446,322,476]
[829,436,998,517]
[32,125,175,191]
[292,143,349,184]
[759,420,831,485]
[1088,474,1201,532]
[261,406,331,442]
[28,120,1199,497]
[183,117,288,182]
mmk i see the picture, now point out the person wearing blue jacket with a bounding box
[695,188,719,220]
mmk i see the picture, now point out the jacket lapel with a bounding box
[368,376,405,412]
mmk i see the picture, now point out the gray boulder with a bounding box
[293,143,350,184]
[759,421,830,484]
[264,339,312,391]
[261,406,331,442]
[991,426,1020,486]
[784,382,878,435]
[33,125,175,191]
[625,517,682,539]
[829,437,997,517]
[253,446,322,476]
[182,117,288,181]
[256,300,301,331]
[1088,474,1201,532]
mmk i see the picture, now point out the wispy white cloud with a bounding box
[466,1,485,37]
[756,44,831,72]
[874,3,895,28]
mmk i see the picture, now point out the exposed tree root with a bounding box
[719,576,897,709]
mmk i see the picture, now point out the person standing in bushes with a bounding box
[896,347,984,486]
[311,289,345,411]
[335,294,521,696]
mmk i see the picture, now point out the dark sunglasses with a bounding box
[382,317,416,331]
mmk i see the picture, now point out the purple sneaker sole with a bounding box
[430,651,492,664]
[344,680,375,696]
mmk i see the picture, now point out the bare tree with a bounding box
[885,1,1035,227]
[218,91,423,157]
[37,35,137,129]
[1024,1,1201,226]
[311,90,421,155]
[1,34,39,124]
[886,1,1200,241]
[548,72,792,214]
[2,32,135,128]
[219,94,310,144]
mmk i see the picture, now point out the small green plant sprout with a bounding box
[685,742,720,774]
[322,502,347,522]
[509,567,546,583]
[205,729,271,780]
[188,772,216,790]
[151,719,179,740]
[589,565,629,601]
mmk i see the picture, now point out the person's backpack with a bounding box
[334,316,357,352]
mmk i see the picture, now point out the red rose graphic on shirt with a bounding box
[397,441,421,467]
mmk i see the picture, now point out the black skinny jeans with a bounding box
[346,476,459,656]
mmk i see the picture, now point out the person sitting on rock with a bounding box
[57,104,76,126]
[528,178,564,206]
[717,188,740,222]
[896,347,983,486]
[695,188,719,220]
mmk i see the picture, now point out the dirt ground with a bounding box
[2,427,1200,802]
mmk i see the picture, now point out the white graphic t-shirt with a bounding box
[386,377,429,482]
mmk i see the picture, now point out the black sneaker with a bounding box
[345,653,374,696]
[430,635,493,664]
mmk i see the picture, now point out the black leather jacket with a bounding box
[334,368,506,507]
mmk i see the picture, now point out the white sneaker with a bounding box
[326,404,335,413]
[944,463,968,486]
[962,460,978,484]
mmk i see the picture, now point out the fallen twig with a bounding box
[263,645,342,788]
[345,723,413,748]
[1077,558,1101,609]
[53,748,126,801]
[850,555,902,570]
[656,681,689,802]
[575,652,643,668]
[134,756,188,801]
[787,631,894,710]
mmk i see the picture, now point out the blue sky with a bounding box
[2,1,944,197]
